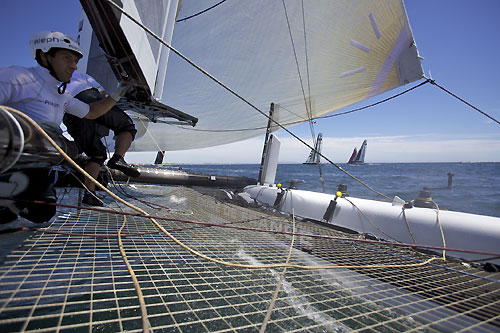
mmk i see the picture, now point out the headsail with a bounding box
[80,0,423,151]
[348,148,358,164]
[348,140,367,165]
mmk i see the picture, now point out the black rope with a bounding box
[429,80,500,125]
[176,0,228,23]
[101,0,427,201]
[319,79,432,119]
[164,79,433,133]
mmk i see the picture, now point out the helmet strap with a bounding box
[58,82,67,95]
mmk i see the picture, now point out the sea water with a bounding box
[0,162,498,331]
[166,162,500,218]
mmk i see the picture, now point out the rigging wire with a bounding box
[260,193,296,333]
[100,1,495,205]
[429,79,500,125]
[102,0,393,201]
[176,0,228,23]
[160,79,432,133]
[6,107,442,270]
[281,0,325,192]
[1,194,496,258]
[281,0,316,142]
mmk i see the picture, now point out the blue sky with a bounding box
[1,1,499,163]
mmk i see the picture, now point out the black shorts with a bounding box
[63,88,137,159]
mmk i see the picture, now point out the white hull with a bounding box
[245,185,500,265]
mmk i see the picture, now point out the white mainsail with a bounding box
[81,0,423,152]
[357,140,368,164]
[304,133,322,165]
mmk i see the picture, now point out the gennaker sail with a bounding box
[79,0,423,152]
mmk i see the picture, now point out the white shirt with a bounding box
[67,71,105,96]
[0,65,89,125]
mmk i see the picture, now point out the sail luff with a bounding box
[152,0,179,100]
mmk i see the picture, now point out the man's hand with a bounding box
[109,81,133,102]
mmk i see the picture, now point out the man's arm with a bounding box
[83,81,131,119]
[85,96,117,119]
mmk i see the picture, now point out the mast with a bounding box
[258,103,275,184]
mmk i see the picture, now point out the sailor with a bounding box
[0,31,131,130]
[0,30,131,219]
[63,71,140,206]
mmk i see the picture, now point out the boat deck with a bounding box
[0,184,498,332]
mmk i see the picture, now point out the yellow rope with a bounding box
[402,207,417,244]
[431,200,447,260]
[344,197,403,242]
[260,196,296,332]
[118,214,151,332]
[344,196,447,261]
[5,107,441,269]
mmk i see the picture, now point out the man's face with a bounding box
[44,49,80,83]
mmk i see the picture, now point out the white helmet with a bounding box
[29,31,83,59]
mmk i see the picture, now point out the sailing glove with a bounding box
[110,81,133,102]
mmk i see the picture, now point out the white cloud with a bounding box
[125,133,500,164]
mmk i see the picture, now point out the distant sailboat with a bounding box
[154,151,166,165]
[303,133,323,165]
[347,140,367,165]
[347,148,357,164]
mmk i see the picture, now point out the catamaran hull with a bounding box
[244,185,500,265]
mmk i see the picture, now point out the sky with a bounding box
[0,0,499,164]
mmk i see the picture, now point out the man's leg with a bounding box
[95,104,139,177]
[114,131,133,157]
[107,134,140,177]
[84,160,102,192]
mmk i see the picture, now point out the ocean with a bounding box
[165,162,500,218]
[0,162,498,331]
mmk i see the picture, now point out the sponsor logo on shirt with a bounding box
[43,99,59,108]
[36,99,59,108]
